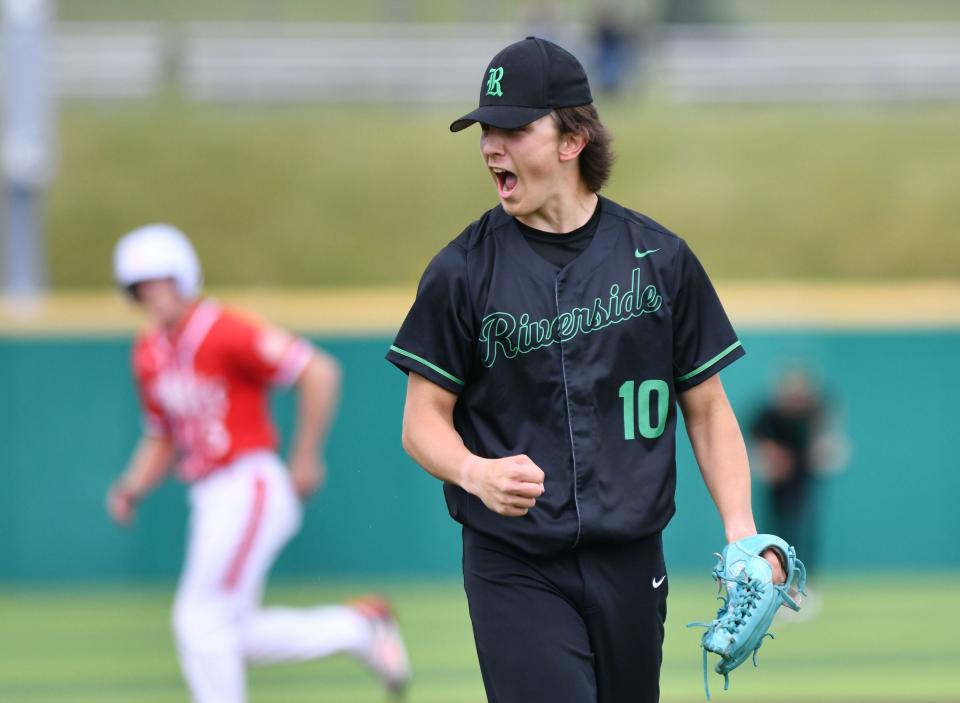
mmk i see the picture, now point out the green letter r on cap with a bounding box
[486,67,504,97]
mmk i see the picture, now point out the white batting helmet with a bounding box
[113,224,203,299]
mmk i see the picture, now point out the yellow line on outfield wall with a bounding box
[720,279,960,329]
[2,280,959,336]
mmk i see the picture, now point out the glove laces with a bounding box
[689,571,766,700]
[687,550,804,701]
[716,571,764,634]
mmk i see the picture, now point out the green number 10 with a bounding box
[618,379,669,440]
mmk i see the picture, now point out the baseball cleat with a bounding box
[350,596,412,696]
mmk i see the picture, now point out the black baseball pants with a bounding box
[462,526,668,703]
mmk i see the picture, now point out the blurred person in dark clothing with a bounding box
[592,1,646,96]
[751,367,847,575]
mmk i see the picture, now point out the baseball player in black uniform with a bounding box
[386,37,785,703]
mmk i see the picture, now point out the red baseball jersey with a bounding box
[132,299,313,482]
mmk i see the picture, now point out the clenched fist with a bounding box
[461,454,545,517]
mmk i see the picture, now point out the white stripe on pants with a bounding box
[172,451,372,703]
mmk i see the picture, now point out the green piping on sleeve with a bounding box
[389,345,465,386]
[675,341,743,383]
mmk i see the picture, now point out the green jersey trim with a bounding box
[389,345,465,386]
[675,341,743,383]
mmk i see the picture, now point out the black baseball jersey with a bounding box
[387,196,744,557]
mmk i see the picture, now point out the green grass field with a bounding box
[55,0,960,23]
[1,576,955,702]
[50,99,960,289]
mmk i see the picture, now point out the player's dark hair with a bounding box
[552,105,614,193]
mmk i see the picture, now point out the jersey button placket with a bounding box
[555,275,583,548]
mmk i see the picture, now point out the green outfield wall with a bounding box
[0,330,957,584]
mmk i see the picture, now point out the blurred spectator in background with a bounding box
[591,1,646,96]
[750,366,849,577]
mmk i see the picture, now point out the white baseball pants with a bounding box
[172,451,372,703]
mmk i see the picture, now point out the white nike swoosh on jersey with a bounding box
[652,575,666,589]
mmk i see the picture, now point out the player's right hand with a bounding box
[106,482,138,527]
[462,454,545,517]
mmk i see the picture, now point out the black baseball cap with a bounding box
[450,36,593,132]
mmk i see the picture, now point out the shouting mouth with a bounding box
[491,167,518,198]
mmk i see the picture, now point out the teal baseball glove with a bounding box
[688,534,807,700]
